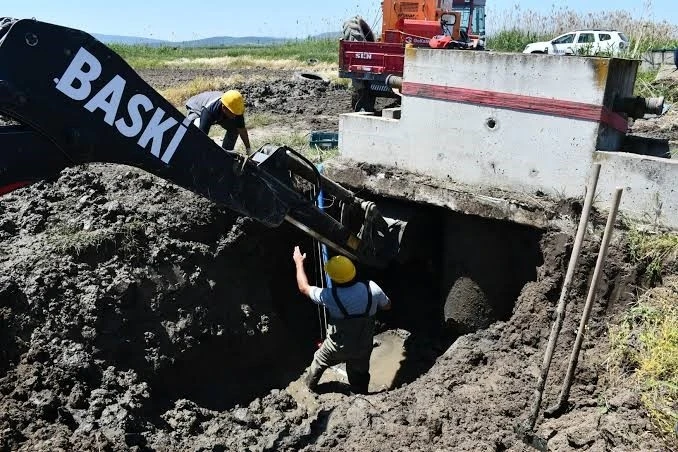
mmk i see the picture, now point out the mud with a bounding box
[630,66,678,147]
[631,108,678,144]
[139,67,354,132]
[0,66,672,452]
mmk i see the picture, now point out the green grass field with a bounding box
[112,39,339,69]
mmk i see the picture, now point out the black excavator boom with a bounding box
[0,18,399,267]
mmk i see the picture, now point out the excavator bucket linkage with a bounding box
[0,18,399,267]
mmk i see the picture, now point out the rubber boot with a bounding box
[347,370,369,395]
[303,364,324,392]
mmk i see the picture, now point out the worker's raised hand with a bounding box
[293,246,306,265]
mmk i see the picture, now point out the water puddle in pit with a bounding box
[318,329,409,393]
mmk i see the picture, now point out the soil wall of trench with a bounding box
[0,160,667,452]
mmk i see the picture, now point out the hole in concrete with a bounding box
[359,200,544,387]
[486,118,497,129]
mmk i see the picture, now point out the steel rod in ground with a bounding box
[523,163,601,432]
[545,187,623,416]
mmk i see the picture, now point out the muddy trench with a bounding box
[0,162,556,451]
[137,201,544,413]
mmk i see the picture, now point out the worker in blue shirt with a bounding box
[185,90,252,154]
[292,246,392,394]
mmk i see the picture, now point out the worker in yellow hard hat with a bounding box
[292,245,392,394]
[185,90,252,155]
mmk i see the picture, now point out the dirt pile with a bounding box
[0,164,321,451]
[631,65,678,146]
[140,67,354,131]
[0,160,666,451]
[631,108,678,143]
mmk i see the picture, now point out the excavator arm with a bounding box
[0,18,399,267]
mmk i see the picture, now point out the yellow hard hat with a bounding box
[221,90,245,115]
[324,255,356,284]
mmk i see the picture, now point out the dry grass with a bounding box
[159,75,250,106]
[629,230,678,284]
[246,112,279,129]
[608,277,678,443]
[164,55,337,72]
[50,222,144,258]
[487,1,678,55]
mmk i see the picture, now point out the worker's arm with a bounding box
[293,246,312,297]
[370,281,392,311]
[238,127,252,155]
[198,108,213,135]
[380,298,392,311]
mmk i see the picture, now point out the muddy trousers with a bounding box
[186,111,237,150]
[305,316,375,394]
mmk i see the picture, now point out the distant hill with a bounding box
[314,31,342,40]
[93,32,339,47]
[92,34,170,46]
[177,36,288,47]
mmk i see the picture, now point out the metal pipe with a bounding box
[523,163,601,432]
[613,96,665,118]
[315,164,330,339]
[545,187,624,416]
[385,75,403,90]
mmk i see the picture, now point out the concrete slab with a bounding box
[593,151,678,229]
[325,158,563,229]
[337,49,678,231]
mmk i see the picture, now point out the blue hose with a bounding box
[316,163,332,288]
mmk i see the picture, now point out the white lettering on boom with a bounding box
[54,47,186,164]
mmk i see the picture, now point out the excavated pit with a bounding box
[100,197,545,411]
[1,162,656,451]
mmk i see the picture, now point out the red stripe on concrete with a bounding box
[0,181,30,196]
[401,82,629,133]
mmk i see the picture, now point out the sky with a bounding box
[4,0,677,41]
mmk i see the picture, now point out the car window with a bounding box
[618,32,629,42]
[552,34,575,44]
[578,33,595,43]
[598,33,612,41]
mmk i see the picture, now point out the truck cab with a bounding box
[445,0,486,43]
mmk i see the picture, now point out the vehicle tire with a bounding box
[344,17,376,112]
[342,16,375,43]
[293,71,328,83]
[0,17,17,40]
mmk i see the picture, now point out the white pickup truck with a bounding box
[523,30,629,56]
